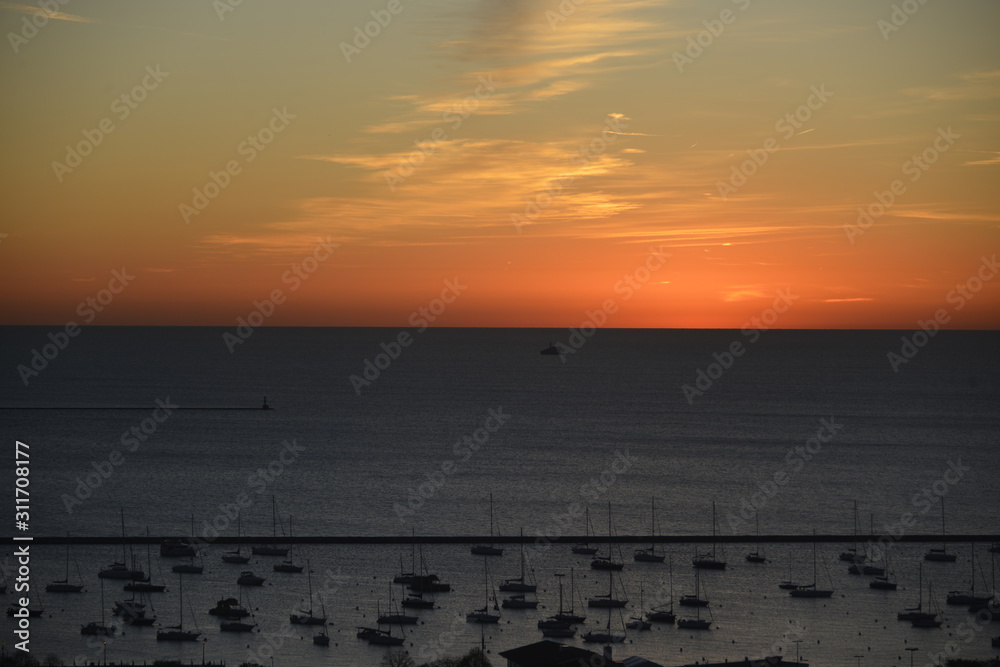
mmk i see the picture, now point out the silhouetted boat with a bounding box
[647,558,676,624]
[679,567,708,607]
[540,342,559,355]
[500,529,536,592]
[626,582,652,630]
[692,502,726,570]
[591,502,623,570]
[838,500,865,563]
[156,572,200,641]
[159,538,195,558]
[81,578,115,636]
[911,583,942,628]
[252,496,289,557]
[538,573,579,636]
[587,568,627,608]
[746,514,767,563]
[99,510,144,580]
[209,597,249,618]
[237,571,265,586]
[790,533,833,598]
[47,537,84,592]
[466,556,501,623]
[924,497,956,562]
[634,497,665,563]
[222,514,250,564]
[571,507,599,555]
[946,544,993,605]
[582,574,627,643]
[274,516,304,573]
[898,564,937,622]
[470,493,503,556]
[290,560,327,625]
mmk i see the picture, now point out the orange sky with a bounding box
[1,0,998,328]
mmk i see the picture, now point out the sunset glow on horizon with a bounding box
[2,0,998,329]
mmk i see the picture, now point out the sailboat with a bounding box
[222,513,251,564]
[81,578,115,635]
[500,529,536,592]
[290,560,328,624]
[238,570,266,586]
[252,496,289,556]
[220,586,256,632]
[114,553,158,625]
[646,558,676,623]
[587,568,627,608]
[626,581,652,630]
[946,544,993,605]
[911,582,943,628]
[394,529,418,584]
[125,528,166,593]
[572,507,599,555]
[156,572,200,641]
[789,532,833,598]
[313,597,331,646]
[692,501,726,569]
[838,500,865,563]
[98,509,145,580]
[47,535,84,592]
[745,514,766,563]
[360,613,405,646]
[591,502,624,570]
[377,583,418,624]
[274,516,304,573]
[466,557,501,623]
[582,570,627,643]
[778,549,800,590]
[869,548,897,590]
[924,497,957,562]
[538,573,577,638]
[898,563,937,622]
[471,493,503,556]
[679,566,708,607]
[357,625,404,646]
[634,497,665,563]
[554,568,586,623]
[676,600,712,630]
[408,543,452,593]
[677,567,712,630]
[171,516,204,574]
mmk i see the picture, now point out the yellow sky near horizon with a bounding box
[1,0,998,328]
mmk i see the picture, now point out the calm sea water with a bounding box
[1,327,998,666]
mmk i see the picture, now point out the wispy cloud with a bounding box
[0,1,94,23]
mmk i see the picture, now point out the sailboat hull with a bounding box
[470,546,503,556]
[220,621,255,632]
[252,546,289,556]
[222,555,251,564]
[692,559,726,570]
[789,588,833,598]
[46,583,84,593]
[156,630,201,641]
[588,598,627,608]
[591,559,624,571]
[634,552,665,563]
[582,631,625,642]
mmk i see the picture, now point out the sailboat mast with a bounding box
[941,497,947,552]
